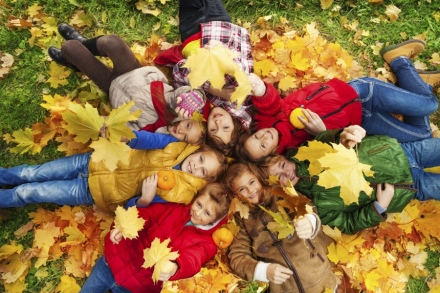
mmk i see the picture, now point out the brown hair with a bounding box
[233,131,278,164]
[222,163,270,204]
[207,115,244,156]
[194,121,207,145]
[255,155,286,185]
[196,144,229,182]
[194,182,231,221]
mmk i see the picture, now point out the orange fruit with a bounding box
[212,227,234,249]
[289,107,308,129]
[157,171,176,190]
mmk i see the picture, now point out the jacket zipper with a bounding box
[259,212,306,293]
[306,84,329,100]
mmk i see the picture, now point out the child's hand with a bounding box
[339,125,366,148]
[294,216,314,239]
[299,109,326,136]
[110,229,123,244]
[376,183,395,210]
[247,73,266,97]
[175,91,204,119]
[158,262,179,281]
[137,174,158,207]
[266,263,293,284]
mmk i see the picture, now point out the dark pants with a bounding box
[60,35,140,94]
[179,0,231,42]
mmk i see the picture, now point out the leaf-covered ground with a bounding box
[1,1,440,292]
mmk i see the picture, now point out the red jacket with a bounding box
[252,78,361,153]
[105,203,225,293]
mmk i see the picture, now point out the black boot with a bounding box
[48,47,79,71]
[58,23,87,43]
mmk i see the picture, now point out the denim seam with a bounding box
[377,113,432,139]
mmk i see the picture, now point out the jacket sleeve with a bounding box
[128,131,179,150]
[313,192,385,235]
[170,236,217,281]
[251,82,283,116]
[314,128,343,143]
[227,214,260,281]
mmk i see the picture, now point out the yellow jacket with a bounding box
[88,142,206,212]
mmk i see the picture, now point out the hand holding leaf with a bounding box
[142,238,180,284]
[113,206,146,240]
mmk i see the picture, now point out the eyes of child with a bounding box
[196,201,211,217]
[199,155,207,176]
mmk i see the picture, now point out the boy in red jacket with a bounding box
[80,183,231,293]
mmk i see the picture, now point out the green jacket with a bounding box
[288,130,415,234]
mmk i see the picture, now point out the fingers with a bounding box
[272,266,293,284]
[175,107,190,119]
[294,217,313,239]
[110,229,122,244]
[176,96,182,104]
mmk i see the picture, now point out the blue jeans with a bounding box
[400,138,440,201]
[81,256,131,293]
[349,57,438,142]
[0,153,94,207]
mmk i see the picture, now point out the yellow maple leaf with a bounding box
[3,128,42,154]
[113,206,146,240]
[259,205,294,239]
[55,275,81,293]
[183,45,251,107]
[0,242,24,260]
[27,3,43,18]
[1,253,31,283]
[254,59,276,77]
[104,101,141,143]
[90,138,132,172]
[33,222,61,249]
[294,140,336,176]
[142,237,180,284]
[290,52,310,71]
[62,102,104,143]
[46,62,71,88]
[267,175,279,185]
[317,143,374,205]
[278,76,298,92]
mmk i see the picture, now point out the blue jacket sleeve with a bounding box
[127,131,179,150]
[125,195,168,208]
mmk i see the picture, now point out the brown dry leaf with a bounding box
[14,221,34,239]
[229,197,250,219]
[385,4,401,22]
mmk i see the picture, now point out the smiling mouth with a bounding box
[188,162,192,173]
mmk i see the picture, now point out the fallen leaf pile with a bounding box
[0,205,113,292]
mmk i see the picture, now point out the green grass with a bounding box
[1,0,440,292]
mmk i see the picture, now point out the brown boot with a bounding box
[380,39,425,64]
[417,70,440,90]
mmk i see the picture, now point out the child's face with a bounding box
[231,171,263,204]
[207,107,234,144]
[190,192,218,225]
[168,119,202,144]
[268,157,299,186]
[244,128,278,160]
[181,151,220,179]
